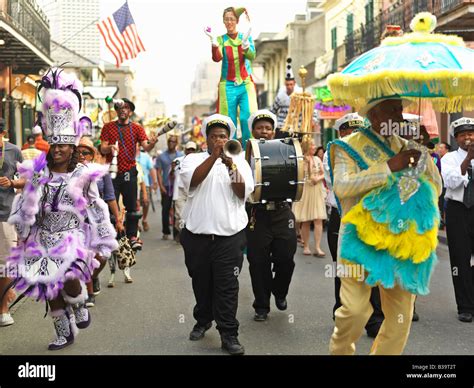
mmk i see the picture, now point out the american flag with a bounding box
[97,1,145,67]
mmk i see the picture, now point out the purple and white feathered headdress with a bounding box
[38,67,84,146]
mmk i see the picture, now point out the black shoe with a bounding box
[189,322,212,341]
[275,298,287,311]
[366,324,381,338]
[412,311,419,322]
[458,313,473,323]
[221,334,245,355]
[92,278,101,295]
[254,312,268,322]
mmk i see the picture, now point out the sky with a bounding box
[98,0,309,117]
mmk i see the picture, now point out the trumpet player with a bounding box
[100,98,158,251]
[179,114,253,355]
[442,118,474,323]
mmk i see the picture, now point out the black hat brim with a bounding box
[454,124,474,137]
[115,98,135,112]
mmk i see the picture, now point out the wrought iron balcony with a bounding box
[5,0,50,55]
[0,0,51,72]
[342,0,474,67]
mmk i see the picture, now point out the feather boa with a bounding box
[67,162,109,211]
[340,172,440,295]
[8,153,49,228]
[67,163,118,256]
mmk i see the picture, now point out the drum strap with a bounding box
[327,140,369,215]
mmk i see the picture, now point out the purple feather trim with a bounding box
[27,249,43,257]
[11,256,95,302]
[33,152,47,172]
[16,153,47,179]
[67,163,109,210]
[76,248,85,259]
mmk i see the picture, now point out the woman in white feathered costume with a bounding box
[5,67,118,350]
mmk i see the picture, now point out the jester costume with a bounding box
[5,68,118,350]
[211,7,258,147]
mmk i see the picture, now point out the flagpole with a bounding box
[51,18,100,51]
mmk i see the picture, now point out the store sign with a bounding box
[318,109,350,120]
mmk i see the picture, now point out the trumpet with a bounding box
[223,139,242,158]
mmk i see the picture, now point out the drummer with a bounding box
[245,109,297,322]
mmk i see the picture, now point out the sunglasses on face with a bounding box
[79,151,93,156]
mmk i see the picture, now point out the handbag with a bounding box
[114,232,136,270]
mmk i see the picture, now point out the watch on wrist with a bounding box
[229,163,237,171]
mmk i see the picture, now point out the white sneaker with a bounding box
[0,313,14,327]
[123,267,133,283]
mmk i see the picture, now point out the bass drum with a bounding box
[246,138,304,203]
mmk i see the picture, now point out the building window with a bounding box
[331,27,337,50]
[365,0,374,24]
[347,13,354,36]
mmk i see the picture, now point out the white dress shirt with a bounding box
[179,151,254,236]
[441,148,473,203]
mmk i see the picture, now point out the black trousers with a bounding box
[181,228,246,335]
[113,166,138,238]
[246,206,296,314]
[445,200,474,314]
[439,187,446,224]
[327,207,342,314]
[327,206,384,327]
[161,192,173,236]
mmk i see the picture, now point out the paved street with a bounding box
[0,208,472,355]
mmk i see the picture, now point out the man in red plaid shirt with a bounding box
[100,98,158,251]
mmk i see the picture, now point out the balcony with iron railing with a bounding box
[0,0,50,57]
[340,0,474,68]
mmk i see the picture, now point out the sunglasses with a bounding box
[79,151,93,156]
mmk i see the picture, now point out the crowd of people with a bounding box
[0,6,473,358]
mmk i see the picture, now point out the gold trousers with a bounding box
[329,276,416,355]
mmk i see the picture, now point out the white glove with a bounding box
[204,27,218,47]
[242,26,252,50]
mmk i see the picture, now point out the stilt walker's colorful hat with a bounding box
[224,6,250,22]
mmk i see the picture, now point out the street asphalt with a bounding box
[0,209,472,355]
